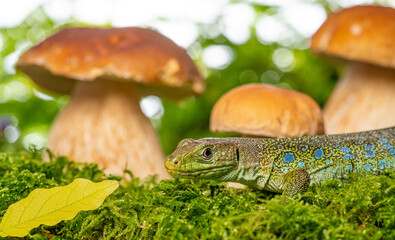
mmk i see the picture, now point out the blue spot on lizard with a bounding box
[364,163,372,171]
[343,154,354,160]
[383,144,393,149]
[284,153,295,163]
[379,160,386,168]
[340,147,351,153]
[378,138,388,144]
[314,148,324,159]
[364,144,375,151]
[365,152,376,158]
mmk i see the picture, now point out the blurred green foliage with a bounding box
[2,2,338,154]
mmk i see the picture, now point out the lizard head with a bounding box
[165,138,239,179]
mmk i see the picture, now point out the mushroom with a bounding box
[210,83,324,138]
[17,27,204,179]
[311,5,395,134]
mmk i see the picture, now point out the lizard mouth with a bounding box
[166,165,234,178]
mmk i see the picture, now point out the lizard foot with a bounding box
[281,169,310,204]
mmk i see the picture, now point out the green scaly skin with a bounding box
[165,127,395,198]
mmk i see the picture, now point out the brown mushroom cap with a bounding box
[210,84,324,138]
[311,5,395,69]
[17,27,204,98]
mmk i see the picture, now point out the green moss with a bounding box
[0,152,394,239]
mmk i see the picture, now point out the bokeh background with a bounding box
[1,0,394,155]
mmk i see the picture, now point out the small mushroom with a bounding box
[210,83,324,138]
[17,27,204,179]
[311,5,395,134]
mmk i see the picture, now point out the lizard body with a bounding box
[165,127,395,197]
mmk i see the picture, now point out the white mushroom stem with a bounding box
[47,80,170,180]
[324,62,395,134]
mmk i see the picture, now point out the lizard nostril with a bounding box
[174,160,179,165]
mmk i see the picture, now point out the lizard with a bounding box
[165,127,395,199]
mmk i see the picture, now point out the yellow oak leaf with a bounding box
[0,178,119,237]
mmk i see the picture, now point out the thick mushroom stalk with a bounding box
[310,5,395,133]
[48,80,170,179]
[324,63,395,134]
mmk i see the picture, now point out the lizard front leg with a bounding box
[281,169,310,204]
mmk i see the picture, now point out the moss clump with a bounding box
[0,151,394,239]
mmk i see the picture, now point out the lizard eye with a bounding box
[203,148,213,159]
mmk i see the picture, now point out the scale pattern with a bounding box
[165,127,395,195]
[265,127,395,190]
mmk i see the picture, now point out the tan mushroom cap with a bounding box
[210,84,324,138]
[311,5,395,69]
[17,27,204,98]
